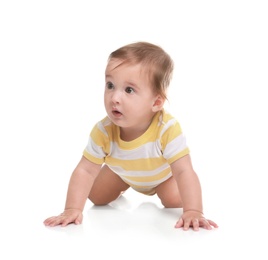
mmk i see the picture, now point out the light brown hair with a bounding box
[108,42,174,100]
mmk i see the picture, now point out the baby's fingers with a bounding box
[43,216,63,227]
[194,218,218,230]
[198,218,212,230]
[204,219,218,229]
[61,214,83,227]
[43,215,79,227]
[174,218,184,228]
[175,217,192,230]
[192,218,200,231]
[175,217,217,231]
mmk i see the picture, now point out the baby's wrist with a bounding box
[64,208,82,212]
[183,209,203,215]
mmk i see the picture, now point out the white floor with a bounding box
[2,183,267,260]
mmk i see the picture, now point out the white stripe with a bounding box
[97,121,108,137]
[163,134,187,159]
[110,141,162,159]
[85,137,105,159]
[159,118,177,137]
[109,163,170,177]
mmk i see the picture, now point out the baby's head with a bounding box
[107,42,174,100]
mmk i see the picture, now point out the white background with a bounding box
[0,0,267,259]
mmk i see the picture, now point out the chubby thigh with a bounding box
[88,164,130,205]
[88,164,182,208]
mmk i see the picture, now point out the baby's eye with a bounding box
[125,86,134,94]
[106,82,114,89]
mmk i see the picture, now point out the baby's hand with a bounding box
[175,210,218,231]
[43,209,83,227]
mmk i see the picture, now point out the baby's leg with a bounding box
[88,165,129,205]
[155,176,182,208]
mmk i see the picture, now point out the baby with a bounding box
[44,41,218,231]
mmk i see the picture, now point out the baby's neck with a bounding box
[119,128,145,142]
[119,121,152,142]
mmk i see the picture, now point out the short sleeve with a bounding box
[161,120,190,165]
[83,121,109,164]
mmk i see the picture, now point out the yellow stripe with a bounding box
[161,121,182,143]
[167,148,190,164]
[90,126,107,146]
[83,150,104,164]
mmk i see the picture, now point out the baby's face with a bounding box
[104,58,162,135]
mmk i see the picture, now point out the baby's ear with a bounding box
[152,95,164,112]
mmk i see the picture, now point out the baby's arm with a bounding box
[171,155,218,231]
[43,156,101,227]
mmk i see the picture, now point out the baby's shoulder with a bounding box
[157,109,179,127]
[97,116,118,138]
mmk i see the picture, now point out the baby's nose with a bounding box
[111,90,122,103]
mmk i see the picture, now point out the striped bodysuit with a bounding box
[83,109,189,195]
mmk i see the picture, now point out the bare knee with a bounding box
[88,192,119,206]
[89,198,109,206]
[89,190,127,206]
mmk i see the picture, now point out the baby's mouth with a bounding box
[112,109,122,117]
